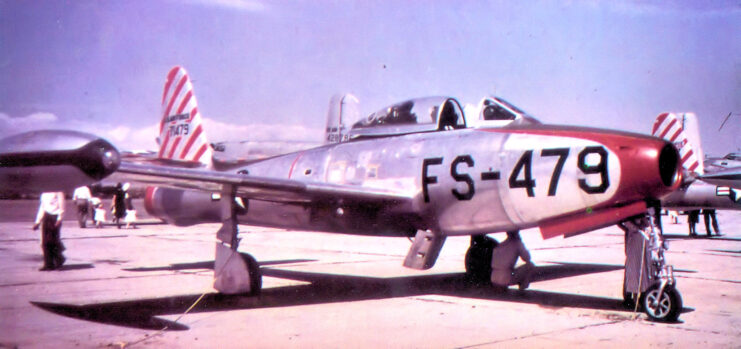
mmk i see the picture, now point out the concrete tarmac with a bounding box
[1,200,739,348]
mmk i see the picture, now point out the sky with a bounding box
[1,0,739,156]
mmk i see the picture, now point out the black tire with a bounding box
[464,235,498,283]
[641,284,682,322]
[240,253,262,296]
[623,292,637,309]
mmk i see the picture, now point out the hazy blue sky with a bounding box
[1,0,739,155]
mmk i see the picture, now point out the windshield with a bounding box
[494,97,526,114]
[481,99,516,121]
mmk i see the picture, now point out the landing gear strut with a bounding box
[213,185,261,295]
[464,235,498,283]
[620,207,682,322]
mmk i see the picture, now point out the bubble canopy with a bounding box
[349,97,466,139]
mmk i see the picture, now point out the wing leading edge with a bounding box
[117,162,414,205]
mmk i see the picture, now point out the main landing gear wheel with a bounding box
[465,235,498,283]
[641,284,682,322]
[240,252,262,296]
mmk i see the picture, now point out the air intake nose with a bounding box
[658,143,680,187]
[610,137,683,205]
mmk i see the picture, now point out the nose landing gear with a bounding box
[621,208,683,322]
[642,282,683,322]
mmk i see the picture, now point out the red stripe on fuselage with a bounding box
[540,201,647,239]
[288,152,304,178]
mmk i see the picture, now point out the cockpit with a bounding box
[348,97,466,139]
[475,97,541,127]
[343,96,539,141]
[480,98,519,120]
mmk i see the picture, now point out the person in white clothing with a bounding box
[91,197,106,228]
[72,186,92,228]
[124,191,137,229]
[490,231,535,291]
[33,192,66,270]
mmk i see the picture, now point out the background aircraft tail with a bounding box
[157,66,213,167]
[325,93,360,144]
[652,112,704,175]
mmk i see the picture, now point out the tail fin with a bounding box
[157,66,212,167]
[652,112,704,175]
[325,93,360,144]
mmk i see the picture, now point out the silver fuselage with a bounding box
[210,125,672,237]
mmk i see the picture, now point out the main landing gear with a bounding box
[464,235,498,283]
[620,208,683,322]
[213,186,261,296]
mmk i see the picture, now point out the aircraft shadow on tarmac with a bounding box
[663,233,741,242]
[30,261,695,331]
[56,263,95,271]
[32,263,95,271]
[707,249,741,254]
[121,259,317,272]
[97,219,166,227]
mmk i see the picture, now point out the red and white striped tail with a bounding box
[652,112,703,174]
[157,66,212,166]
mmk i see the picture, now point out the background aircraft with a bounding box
[652,112,741,211]
[210,93,362,167]
[0,66,686,321]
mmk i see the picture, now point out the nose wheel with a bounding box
[641,283,682,322]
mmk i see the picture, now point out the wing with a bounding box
[117,162,413,204]
[698,167,741,188]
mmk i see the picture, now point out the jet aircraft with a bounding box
[0,66,686,321]
[699,156,741,190]
[210,93,362,167]
[651,112,741,211]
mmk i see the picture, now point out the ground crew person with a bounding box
[490,230,535,290]
[72,185,92,228]
[33,191,66,270]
